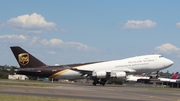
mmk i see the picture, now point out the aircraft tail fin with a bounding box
[10,46,47,68]
[170,72,179,79]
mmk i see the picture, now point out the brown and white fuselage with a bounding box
[10,46,173,85]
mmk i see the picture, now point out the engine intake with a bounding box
[92,71,107,78]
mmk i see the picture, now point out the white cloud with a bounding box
[4,13,56,34]
[66,42,90,51]
[155,43,180,54]
[40,38,93,51]
[0,34,27,44]
[50,38,63,46]
[176,22,180,27]
[0,34,95,51]
[42,39,94,51]
[40,38,63,46]
[47,51,56,54]
[60,28,69,34]
[122,19,157,29]
[0,34,26,40]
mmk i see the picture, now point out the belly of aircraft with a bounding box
[54,70,85,79]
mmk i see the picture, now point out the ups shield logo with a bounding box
[18,53,29,66]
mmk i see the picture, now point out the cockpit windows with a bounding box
[159,55,163,58]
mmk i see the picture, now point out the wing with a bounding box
[71,67,136,78]
[71,68,93,77]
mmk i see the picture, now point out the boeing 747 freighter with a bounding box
[10,46,173,86]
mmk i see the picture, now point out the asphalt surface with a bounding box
[0,81,180,101]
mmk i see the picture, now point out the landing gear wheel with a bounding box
[92,78,107,86]
[100,79,107,86]
[93,82,97,86]
[101,83,105,86]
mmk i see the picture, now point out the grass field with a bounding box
[0,94,90,101]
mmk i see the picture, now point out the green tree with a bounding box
[107,78,125,85]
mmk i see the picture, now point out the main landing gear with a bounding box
[156,71,159,78]
[92,78,107,86]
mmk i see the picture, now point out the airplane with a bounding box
[158,72,180,82]
[126,75,150,82]
[10,46,174,86]
[170,72,179,79]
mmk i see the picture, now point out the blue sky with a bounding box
[0,1,180,73]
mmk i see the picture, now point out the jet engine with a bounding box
[110,72,126,78]
[92,71,107,78]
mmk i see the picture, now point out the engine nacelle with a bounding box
[110,72,126,78]
[92,71,107,78]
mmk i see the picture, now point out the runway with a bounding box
[0,82,180,101]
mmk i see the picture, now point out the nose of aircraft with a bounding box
[165,58,174,67]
